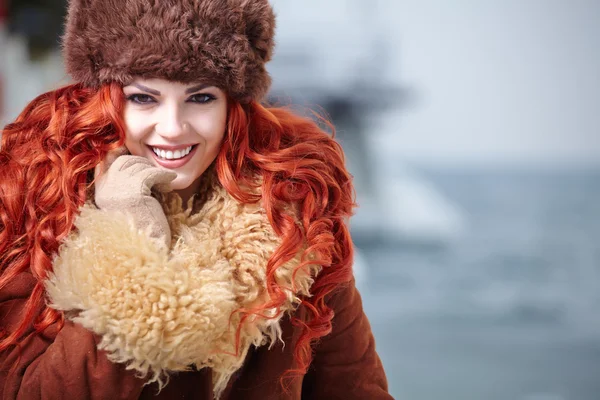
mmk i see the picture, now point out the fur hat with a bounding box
[62,0,276,103]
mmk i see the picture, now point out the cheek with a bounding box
[206,125,226,147]
[192,114,227,146]
[124,132,144,156]
[123,110,148,153]
[210,110,228,142]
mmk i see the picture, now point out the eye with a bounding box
[126,94,156,104]
[188,93,216,104]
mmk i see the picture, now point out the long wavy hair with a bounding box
[0,82,355,383]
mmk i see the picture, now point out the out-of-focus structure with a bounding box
[0,0,68,129]
[267,0,465,247]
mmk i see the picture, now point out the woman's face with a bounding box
[122,78,227,192]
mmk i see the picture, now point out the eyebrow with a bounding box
[129,83,211,95]
[131,83,161,95]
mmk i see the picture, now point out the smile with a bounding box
[148,144,198,168]
[151,145,193,160]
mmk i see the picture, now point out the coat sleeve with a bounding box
[301,279,394,400]
[0,272,146,400]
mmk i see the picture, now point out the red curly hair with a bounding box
[0,82,355,381]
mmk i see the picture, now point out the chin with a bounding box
[169,178,191,191]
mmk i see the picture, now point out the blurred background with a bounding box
[2,1,600,399]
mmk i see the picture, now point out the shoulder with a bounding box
[322,278,364,328]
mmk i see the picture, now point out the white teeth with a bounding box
[151,146,193,160]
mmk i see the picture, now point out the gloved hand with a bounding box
[94,149,177,249]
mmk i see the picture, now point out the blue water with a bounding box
[359,168,600,400]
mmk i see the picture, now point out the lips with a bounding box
[148,144,198,169]
[151,145,193,160]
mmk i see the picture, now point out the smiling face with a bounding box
[122,78,227,198]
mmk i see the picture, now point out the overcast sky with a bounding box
[270,0,600,168]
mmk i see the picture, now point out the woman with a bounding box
[0,0,392,398]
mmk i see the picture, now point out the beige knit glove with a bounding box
[94,151,177,249]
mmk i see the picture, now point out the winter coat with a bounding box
[0,172,392,399]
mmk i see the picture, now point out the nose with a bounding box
[154,103,187,139]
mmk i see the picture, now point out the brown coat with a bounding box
[0,183,392,399]
[0,272,391,399]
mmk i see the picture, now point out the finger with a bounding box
[117,157,157,176]
[114,155,154,172]
[144,169,178,189]
[112,156,176,185]
[136,167,177,195]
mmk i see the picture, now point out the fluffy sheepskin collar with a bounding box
[45,171,318,398]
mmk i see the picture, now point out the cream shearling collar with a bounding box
[45,172,319,398]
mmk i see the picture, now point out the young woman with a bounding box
[0,0,392,398]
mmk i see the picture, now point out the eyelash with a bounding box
[126,93,216,105]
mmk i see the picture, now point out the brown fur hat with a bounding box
[62,0,275,103]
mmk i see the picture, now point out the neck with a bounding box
[175,177,202,207]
